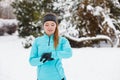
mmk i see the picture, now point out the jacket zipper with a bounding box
[48,36,50,46]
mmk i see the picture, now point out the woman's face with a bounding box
[44,21,56,36]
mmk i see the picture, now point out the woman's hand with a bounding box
[40,53,54,63]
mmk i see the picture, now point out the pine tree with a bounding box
[11,0,58,38]
[11,0,60,48]
[11,0,42,37]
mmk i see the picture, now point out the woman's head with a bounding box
[43,13,59,49]
[43,13,58,36]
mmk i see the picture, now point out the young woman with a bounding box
[29,13,72,80]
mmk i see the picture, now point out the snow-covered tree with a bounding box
[0,0,18,36]
[54,0,120,47]
[11,0,120,48]
[11,0,43,37]
[0,19,18,35]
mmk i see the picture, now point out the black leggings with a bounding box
[62,78,64,80]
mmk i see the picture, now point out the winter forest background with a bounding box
[0,0,120,80]
[0,0,120,48]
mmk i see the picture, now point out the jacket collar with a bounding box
[44,33,54,39]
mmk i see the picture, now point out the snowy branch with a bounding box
[64,34,113,47]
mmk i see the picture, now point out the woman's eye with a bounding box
[45,25,49,26]
[51,24,54,26]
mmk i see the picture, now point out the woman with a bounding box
[29,13,72,80]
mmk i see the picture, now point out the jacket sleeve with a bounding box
[29,39,43,66]
[52,37,72,59]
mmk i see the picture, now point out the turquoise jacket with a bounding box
[29,34,72,80]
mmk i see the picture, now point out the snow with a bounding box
[0,1,9,8]
[0,33,120,80]
[87,5,94,11]
[64,48,120,80]
[0,19,19,27]
[93,6,103,16]
[102,13,116,31]
[0,0,14,9]
[0,22,3,28]
[0,33,36,80]
[112,0,120,8]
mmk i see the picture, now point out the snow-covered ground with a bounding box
[0,33,120,80]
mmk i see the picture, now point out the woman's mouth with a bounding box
[48,30,53,32]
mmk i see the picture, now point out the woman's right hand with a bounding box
[40,53,54,63]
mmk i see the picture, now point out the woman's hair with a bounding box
[43,13,59,49]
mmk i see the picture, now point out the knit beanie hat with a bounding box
[43,13,57,24]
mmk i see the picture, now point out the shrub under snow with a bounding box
[0,19,18,35]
